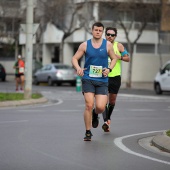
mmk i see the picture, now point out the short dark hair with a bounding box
[105,27,117,36]
[92,22,104,30]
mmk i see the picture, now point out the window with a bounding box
[136,44,155,53]
[158,44,170,54]
[161,64,170,74]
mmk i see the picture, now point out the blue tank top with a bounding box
[82,39,108,82]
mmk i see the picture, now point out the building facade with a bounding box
[1,0,170,84]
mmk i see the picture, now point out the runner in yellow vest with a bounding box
[102,27,130,132]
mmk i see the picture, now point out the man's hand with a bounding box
[77,68,86,77]
[102,68,110,77]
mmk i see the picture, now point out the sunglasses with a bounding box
[106,33,116,37]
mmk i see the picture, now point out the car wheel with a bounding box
[57,82,61,86]
[48,77,53,86]
[33,77,39,85]
[154,83,162,94]
[1,77,6,82]
[71,82,76,86]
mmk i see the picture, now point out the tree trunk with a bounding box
[59,38,64,63]
[126,44,133,88]
[15,39,18,59]
[35,43,40,62]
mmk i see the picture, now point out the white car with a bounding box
[154,60,170,94]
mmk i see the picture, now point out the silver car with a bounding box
[33,63,76,86]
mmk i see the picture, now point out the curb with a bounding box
[151,131,170,153]
[0,97,48,107]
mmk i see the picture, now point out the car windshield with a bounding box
[54,65,72,69]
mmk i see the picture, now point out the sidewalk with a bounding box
[121,82,153,90]
[0,97,48,107]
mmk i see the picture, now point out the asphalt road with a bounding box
[0,81,170,170]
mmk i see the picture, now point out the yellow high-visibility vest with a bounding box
[108,41,121,77]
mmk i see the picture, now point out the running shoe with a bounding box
[102,120,110,132]
[92,109,99,128]
[84,131,93,141]
[20,87,24,92]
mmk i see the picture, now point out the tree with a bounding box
[35,0,84,63]
[0,0,22,59]
[99,0,161,88]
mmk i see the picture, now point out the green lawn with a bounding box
[0,92,42,101]
[166,130,170,137]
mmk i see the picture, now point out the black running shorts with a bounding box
[108,76,121,94]
[15,73,24,78]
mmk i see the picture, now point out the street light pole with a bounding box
[24,0,33,99]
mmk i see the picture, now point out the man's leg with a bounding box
[93,94,108,128]
[20,75,25,91]
[102,104,108,122]
[84,92,95,130]
[102,76,121,132]
[101,93,116,132]
[15,76,20,91]
[95,94,108,114]
[108,93,117,120]
[83,92,94,141]
[92,81,108,128]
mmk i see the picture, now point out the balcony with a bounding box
[101,20,159,31]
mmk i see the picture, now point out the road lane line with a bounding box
[118,94,170,100]
[114,130,170,165]
[128,109,154,112]
[0,120,29,124]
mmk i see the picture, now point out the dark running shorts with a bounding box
[108,76,121,94]
[82,79,108,95]
[15,73,24,78]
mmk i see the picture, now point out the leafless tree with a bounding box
[35,0,84,63]
[0,0,22,59]
[99,0,161,88]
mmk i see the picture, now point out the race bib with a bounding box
[89,65,103,77]
[19,67,24,73]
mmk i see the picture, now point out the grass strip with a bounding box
[166,130,170,137]
[0,92,42,101]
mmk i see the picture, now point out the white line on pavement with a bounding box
[0,120,29,124]
[114,130,170,165]
[118,94,169,100]
[128,109,154,112]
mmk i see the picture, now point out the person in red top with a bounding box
[13,55,25,92]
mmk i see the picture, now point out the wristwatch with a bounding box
[108,68,112,72]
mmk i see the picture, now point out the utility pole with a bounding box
[24,0,33,99]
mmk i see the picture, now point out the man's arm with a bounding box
[13,62,18,69]
[71,42,86,76]
[102,41,118,77]
[107,41,118,70]
[118,43,130,62]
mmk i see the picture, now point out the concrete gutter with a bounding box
[152,131,170,153]
[0,97,48,107]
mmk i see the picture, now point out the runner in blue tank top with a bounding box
[72,22,118,141]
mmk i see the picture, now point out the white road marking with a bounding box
[164,109,170,111]
[118,94,169,100]
[114,130,170,165]
[128,109,154,112]
[0,120,29,124]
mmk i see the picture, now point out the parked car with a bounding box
[154,60,170,94]
[32,59,43,74]
[33,63,76,86]
[0,63,6,81]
